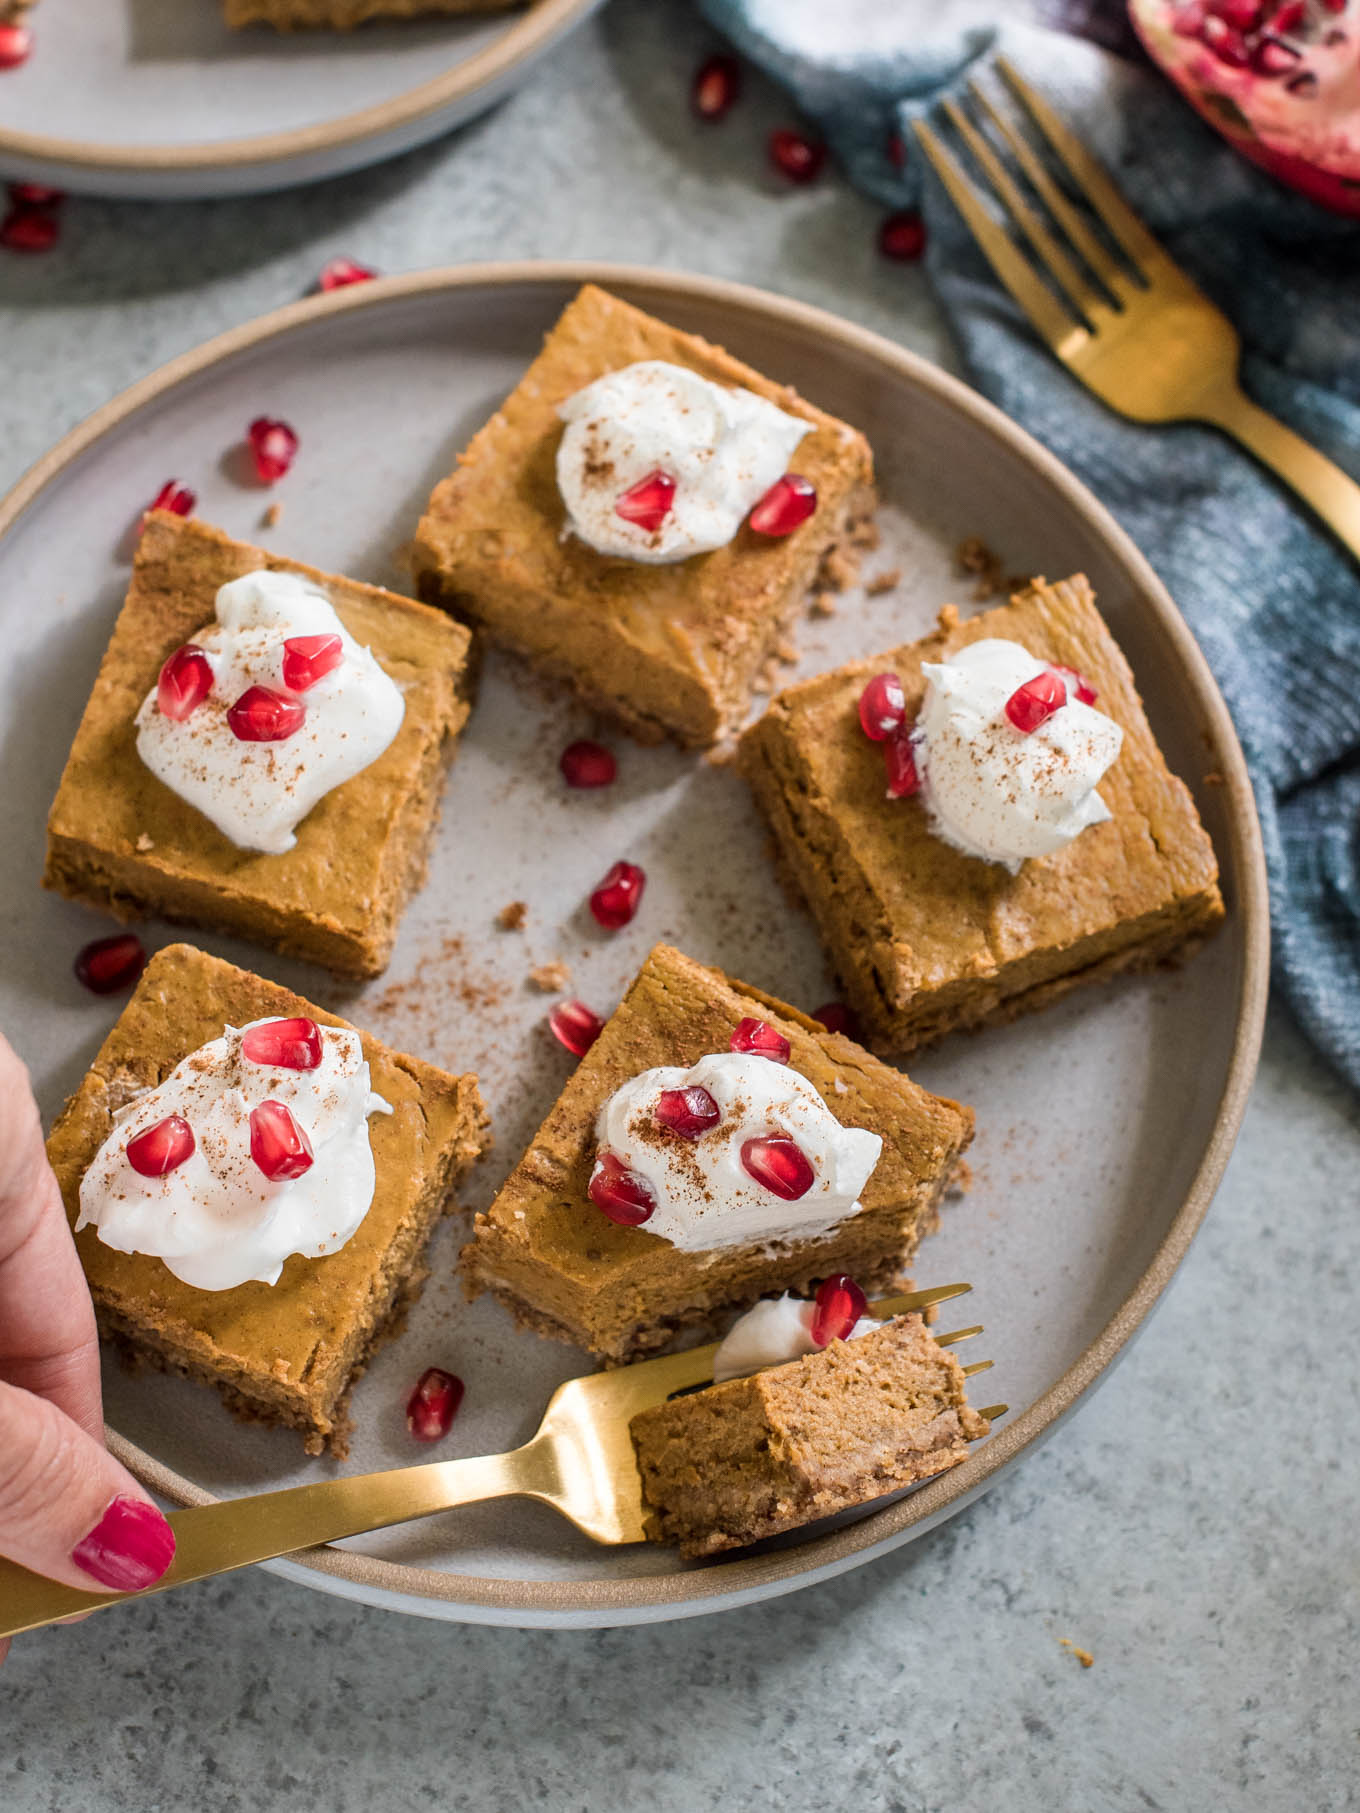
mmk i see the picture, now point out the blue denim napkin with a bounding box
[702,0,1360,1090]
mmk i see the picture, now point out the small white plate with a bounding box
[0,265,1268,1627]
[0,0,603,199]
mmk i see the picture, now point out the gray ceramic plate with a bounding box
[0,0,603,199]
[0,265,1268,1628]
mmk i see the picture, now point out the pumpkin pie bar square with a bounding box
[225,0,518,25]
[739,575,1225,1055]
[410,283,876,748]
[47,944,489,1457]
[630,1313,990,1558]
[43,512,476,980]
[461,944,973,1362]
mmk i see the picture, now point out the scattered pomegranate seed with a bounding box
[1049,663,1097,706]
[126,1115,196,1179]
[887,129,907,170]
[810,1273,869,1346]
[691,53,740,120]
[1005,670,1067,734]
[8,182,63,207]
[227,685,306,742]
[559,739,616,788]
[246,416,299,485]
[0,23,31,68]
[318,255,376,292]
[883,724,920,798]
[0,206,57,253]
[769,127,826,184]
[74,932,147,996]
[157,643,214,722]
[588,1151,656,1226]
[249,1099,314,1182]
[549,998,605,1058]
[654,1084,721,1139]
[740,1134,815,1200]
[406,1367,464,1442]
[858,671,906,742]
[729,1017,791,1064]
[147,480,196,522]
[879,210,926,262]
[812,1002,860,1040]
[615,469,676,533]
[749,474,817,537]
[282,632,344,692]
[589,860,646,931]
[241,1016,323,1071]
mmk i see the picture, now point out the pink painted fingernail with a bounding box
[71,1496,175,1591]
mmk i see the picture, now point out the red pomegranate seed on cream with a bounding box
[75,932,147,996]
[589,860,646,930]
[246,417,299,485]
[249,1099,313,1181]
[858,671,906,742]
[879,210,927,261]
[883,725,920,798]
[227,685,306,742]
[282,633,343,692]
[549,999,605,1058]
[654,1084,721,1139]
[148,480,197,521]
[1049,663,1097,706]
[729,1017,791,1063]
[157,644,214,722]
[812,1002,860,1040]
[560,739,617,788]
[241,1017,323,1071]
[0,206,57,252]
[318,256,376,292]
[769,127,826,183]
[749,474,817,537]
[810,1273,868,1346]
[740,1134,815,1200]
[615,470,676,532]
[0,24,32,68]
[691,53,741,119]
[1005,669,1067,733]
[588,1151,657,1226]
[406,1367,464,1442]
[127,1115,195,1178]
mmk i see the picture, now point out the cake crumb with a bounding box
[809,590,838,618]
[1060,1638,1095,1669]
[774,638,799,665]
[261,502,284,530]
[865,567,901,596]
[849,516,881,552]
[529,960,572,993]
[703,741,738,767]
[1203,770,1225,788]
[955,535,1006,601]
[818,546,860,594]
[135,833,155,852]
[497,900,528,931]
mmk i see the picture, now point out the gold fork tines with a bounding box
[0,1282,1003,1640]
[914,59,1360,562]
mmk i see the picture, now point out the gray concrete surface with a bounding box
[2,3,1358,1808]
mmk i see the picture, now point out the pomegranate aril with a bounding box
[769,127,826,184]
[549,998,605,1058]
[887,129,907,170]
[858,671,906,742]
[8,182,63,207]
[75,932,147,996]
[0,206,57,252]
[249,1099,314,1182]
[318,255,376,292]
[241,1016,323,1071]
[883,724,920,799]
[879,210,926,262]
[1266,1,1305,29]
[729,1017,791,1064]
[1207,0,1262,23]
[1285,67,1320,91]
[654,1084,721,1139]
[1049,663,1097,706]
[740,1134,815,1201]
[127,1115,195,1178]
[691,53,740,120]
[615,469,675,533]
[246,416,299,485]
[406,1367,464,1442]
[227,685,306,742]
[147,480,196,521]
[812,1002,860,1040]
[810,1273,868,1346]
[560,739,616,788]
[589,860,646,931]
[0,24,31,68]
[157,643,214,722]
[588,1151,656,1226]
[1200,16,1251,62]
[1254,34,1302,70]
[1005,670,1067,734]
[749,473,817,537]
[282,632,344,692]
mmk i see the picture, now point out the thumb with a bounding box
[0,1381,175,1594]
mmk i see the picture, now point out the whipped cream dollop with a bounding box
[712,1293,880,1384]
[592,1051,882,1251]
[914,638,1123,873]
[135,569,405,855]
[555,360,810,564]
[76,1019,392,1292]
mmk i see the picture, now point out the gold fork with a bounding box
[914,57,1360,564]
[0,1283,1004,1640]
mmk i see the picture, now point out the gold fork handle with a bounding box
[0,1443,537,1641]
[1196,380,1360,564]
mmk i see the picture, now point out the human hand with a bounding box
[0,1033,174,1662]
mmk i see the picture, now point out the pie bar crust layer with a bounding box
[46,944,489,1457]
[739,576,1225,1054]
[43,512,476,980]
[461,943,973,1362]
[224,0,518,25]
[410,283,876,748]
[630,1314,990,1558]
